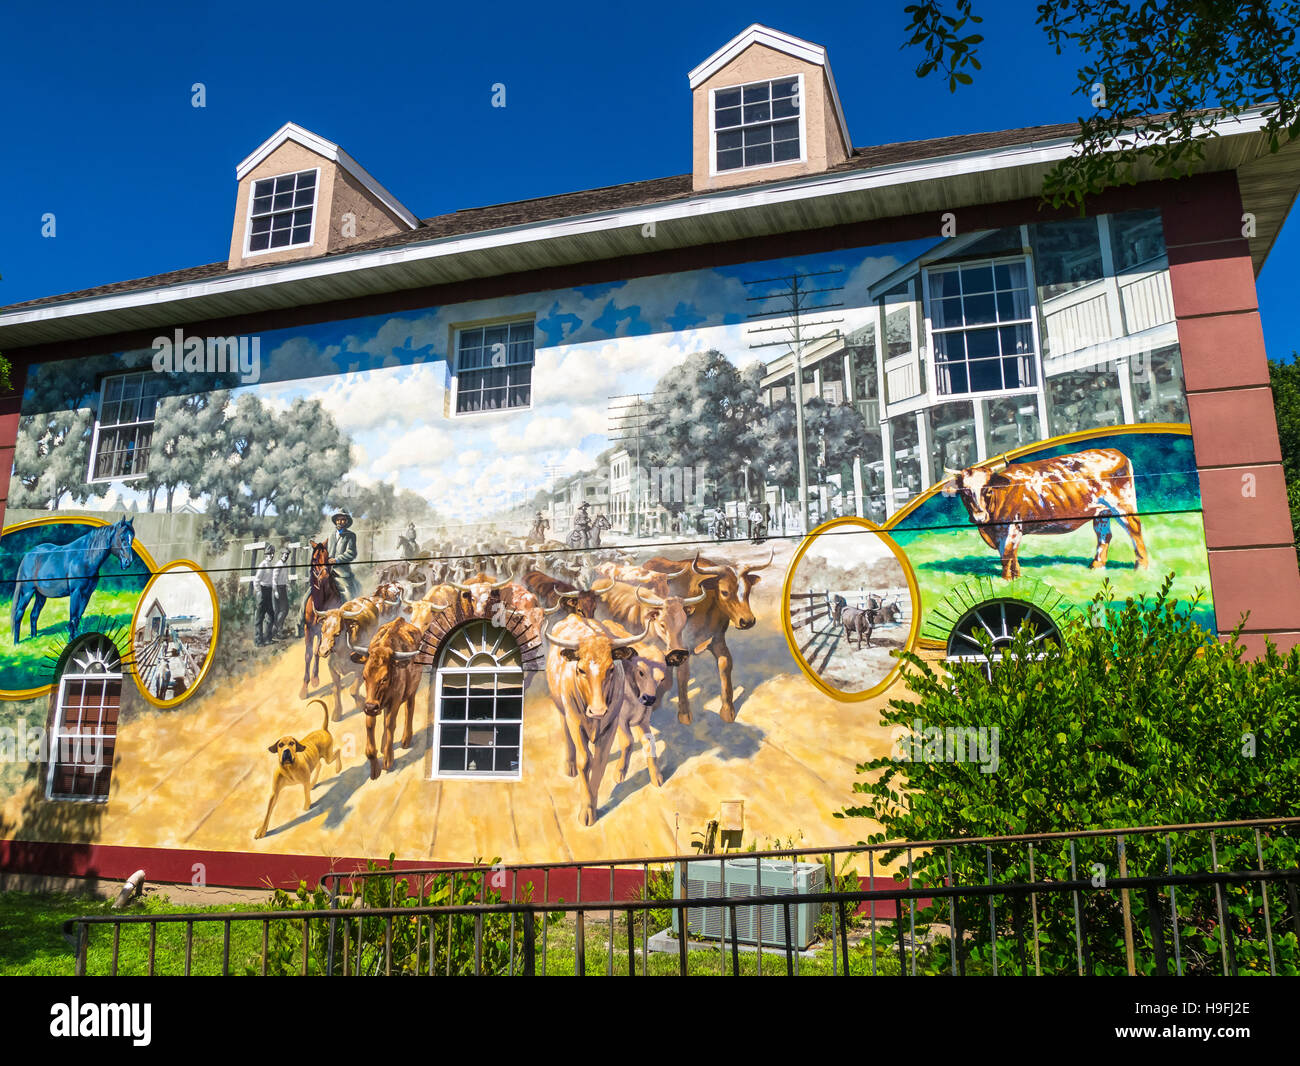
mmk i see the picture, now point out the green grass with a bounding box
[0,891,902,976]
[0,589,142,691]
[893,512,1217,633]
[526,913,901,975]
[0,891,272,976]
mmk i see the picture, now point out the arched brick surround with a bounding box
[410,598,545,672]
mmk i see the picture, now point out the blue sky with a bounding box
[1,1,1296,361]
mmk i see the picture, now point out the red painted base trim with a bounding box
[0,838,914,913]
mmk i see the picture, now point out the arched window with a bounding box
[946,599,1060,681]
[433,620,523,779]
[46,635,123,802]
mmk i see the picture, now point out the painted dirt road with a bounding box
[0,541,913,864]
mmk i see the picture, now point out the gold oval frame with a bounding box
[781,516,923,703]
[129,559,221,709]
[0,514,161,700]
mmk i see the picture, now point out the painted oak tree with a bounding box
[906,0,1300,209]
[643,350,769,507]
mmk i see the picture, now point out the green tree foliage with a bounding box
[644,351,769,505]
[193,394,352,549]
[904,1,1300,210]
[8,362,109,509]
[1269,356,1300,542]
[762,397,870,495]
[842,578,1300,973]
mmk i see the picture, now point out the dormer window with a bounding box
[246,168,318,253]
[713,76,803,173]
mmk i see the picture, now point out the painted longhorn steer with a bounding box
[642,549,772,724]
[316,594,404,720]
[591,563,704,672]
[831,594,880,648]
[348,617,423,780]
[523,569,601,620]
[942,448,1150,580]
[545,615,655,826]
[453,572,512,617]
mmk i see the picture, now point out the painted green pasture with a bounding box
[0,589,141,692]
[891,511,1217,634]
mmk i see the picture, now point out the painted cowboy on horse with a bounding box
[325,509,360,602]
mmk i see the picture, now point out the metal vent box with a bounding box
[672,857,825,949]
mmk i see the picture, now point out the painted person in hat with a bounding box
[326,509,360,601]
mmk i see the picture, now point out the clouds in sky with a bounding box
[67,236,938,523]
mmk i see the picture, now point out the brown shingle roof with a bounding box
[0,120,1082,314]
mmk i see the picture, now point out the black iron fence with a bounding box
[61,816,1300,976]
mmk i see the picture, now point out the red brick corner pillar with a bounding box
[1164,171,1300,654]
[0,360,24,529]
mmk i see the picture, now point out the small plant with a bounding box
[246,855,557,976]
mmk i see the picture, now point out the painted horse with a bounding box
[11,517,136,644]
[299,539,346,699]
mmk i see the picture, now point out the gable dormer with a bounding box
[227,122,419,270]
[689,25,851,193]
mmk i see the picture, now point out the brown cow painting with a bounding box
[941,448,1151,580]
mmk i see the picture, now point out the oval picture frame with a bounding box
[781,516,922,702]
[130,559,221,708]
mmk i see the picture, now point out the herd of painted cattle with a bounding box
[298,546,773,827]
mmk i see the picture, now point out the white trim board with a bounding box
[236,121,419,230]
[0,110,1280,339]
[688,24,851,155]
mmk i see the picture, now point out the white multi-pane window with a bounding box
[89,372,164,482]
[247,169,317,253]
[713,76,802,172]
[453,320,534,414]
[46,639,122,802]
[433,620,523,778]
[927,259,1038,395]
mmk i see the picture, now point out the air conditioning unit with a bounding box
[672,858,825,950]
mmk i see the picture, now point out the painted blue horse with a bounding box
[11,517,137,644]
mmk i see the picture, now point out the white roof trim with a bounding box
[688,24,851,155]
[235,122,419,230]
[0,110,1279,337]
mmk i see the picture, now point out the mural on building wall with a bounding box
[0,209,1219,862]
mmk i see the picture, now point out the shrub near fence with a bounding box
[845,578,1300,975]
[252,856,552,976]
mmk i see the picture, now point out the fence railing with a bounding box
[61,816,1300,976]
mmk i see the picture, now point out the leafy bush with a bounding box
[247,856,556,976]
[842,577,1300,975]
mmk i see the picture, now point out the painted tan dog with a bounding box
[255,698,342,839]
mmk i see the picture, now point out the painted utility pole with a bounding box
[746,270,844,533]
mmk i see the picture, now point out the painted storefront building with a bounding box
[1,25,1296,884]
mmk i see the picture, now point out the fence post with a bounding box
[523,909,536,976]
[1145,884,1168,976]
[325,873,338,976]
[75,921,88,977]
[1254,829,1277,976]
[1117,835,1136,976]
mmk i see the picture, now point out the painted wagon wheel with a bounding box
[945,599,1060,658]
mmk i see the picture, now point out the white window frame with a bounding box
[709,73,807,177]
[243,167,320,258]
[87,370,161,484]
[448,316,536,418]
[431,622,524,781]
[45,661,122,804]
[922,254,1044,402]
